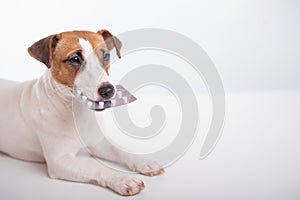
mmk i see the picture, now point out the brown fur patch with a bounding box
[105,64,111,75]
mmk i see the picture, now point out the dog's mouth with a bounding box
[71,89,109,111]
[71,85,137,111]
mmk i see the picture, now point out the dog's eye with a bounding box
[68,55,82,66]
[100,49,110,66]
[103,52,110,61]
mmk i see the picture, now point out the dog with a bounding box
[0,29,164,196]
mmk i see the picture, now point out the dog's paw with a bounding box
[129,159,165,176]
[107,175,145,196]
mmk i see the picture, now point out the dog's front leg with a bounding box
[87,137,165,176]
[40,136,145,196]
[78,111,165,176]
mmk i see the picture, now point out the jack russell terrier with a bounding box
[0,29,164,196]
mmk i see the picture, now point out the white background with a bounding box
[0,0,299,199]
[0,0,299,92]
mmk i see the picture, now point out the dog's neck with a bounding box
[41,70,73,108]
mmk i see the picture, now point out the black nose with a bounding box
[98,84,115,99]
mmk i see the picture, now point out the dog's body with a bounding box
[0,77,45,162]
[0,30,164,196]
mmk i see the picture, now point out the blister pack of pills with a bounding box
[71,85,137,111]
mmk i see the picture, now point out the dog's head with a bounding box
[28,30,121,102]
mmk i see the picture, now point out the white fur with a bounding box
[0,38,163,196]
[75,38,110,101]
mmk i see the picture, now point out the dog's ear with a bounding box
[97,29,122,59]
[28,34,61,68]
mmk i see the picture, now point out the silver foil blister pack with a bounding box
[71,85,137,111]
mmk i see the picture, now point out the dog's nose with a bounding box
[98,83,115,100]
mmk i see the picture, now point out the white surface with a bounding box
[1,92,300,200]
[0,0,299,199]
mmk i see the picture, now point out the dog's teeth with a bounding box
[97,102,104,108]
[76,90,82,95]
